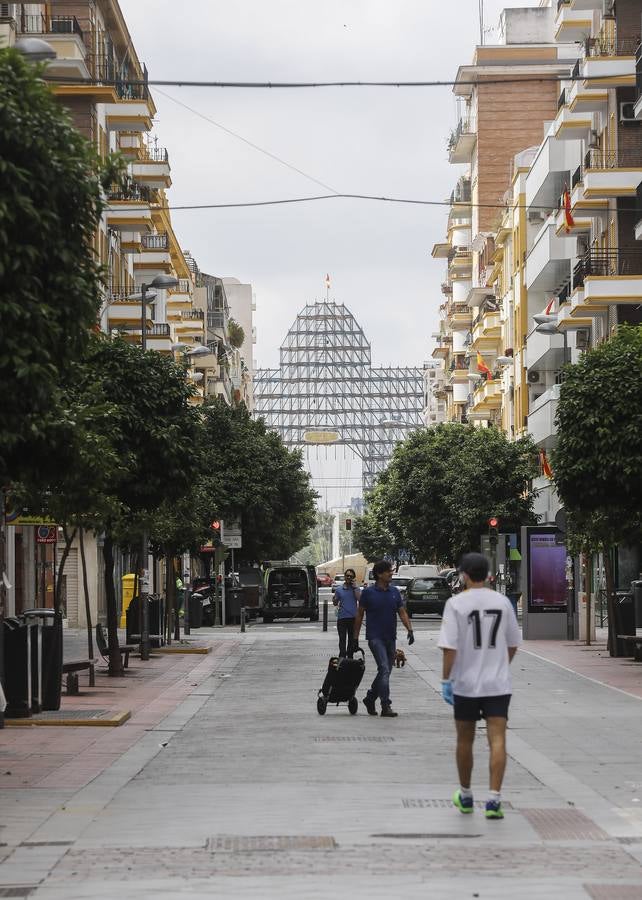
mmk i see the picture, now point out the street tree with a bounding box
[552,325,642,654]
[354,424,538,564]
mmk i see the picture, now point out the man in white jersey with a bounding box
[438,552,521,820]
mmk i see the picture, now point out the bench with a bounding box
[62,660,96,695]
[95,623,137,669]
[617,635,642,661]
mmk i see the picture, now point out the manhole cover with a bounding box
[34,709,109,721]
[522,808,607,841]
[207,836,336,852]
[402,798,513,810]
[314,736,395,743]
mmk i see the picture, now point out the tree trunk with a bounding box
[103,529,123,676]
[55,526,77,613]
[79,529,94,661]
[164,548,175,645]
[603,547,617,657]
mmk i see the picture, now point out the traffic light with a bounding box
[210,520,221,546]
[345,518,352,531]
[488,516,499,546]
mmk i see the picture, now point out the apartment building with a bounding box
[1,1,207,622]
[422,360,447,426]
[431,5,576,428]
[222,277,257,411]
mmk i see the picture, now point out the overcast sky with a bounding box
[119,0,537,509]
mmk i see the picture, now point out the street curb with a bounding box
[156,646,211,655]
[3,710,131,728]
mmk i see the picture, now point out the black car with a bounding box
[405,577,452,617]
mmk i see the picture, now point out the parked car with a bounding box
[331,573,345,594]
[397,564,441,580]
[439,568,462,592]
[316,572,333,588]
[262,565,319,622]
[405,576,452,617]
[391,575,412,601]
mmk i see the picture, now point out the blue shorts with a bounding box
[453,694,511,721]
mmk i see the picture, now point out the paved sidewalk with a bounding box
[1,623,642,898]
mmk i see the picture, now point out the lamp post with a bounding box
[138,275,179,659]
[15,38,56,62]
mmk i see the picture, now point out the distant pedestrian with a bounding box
[354,560,414,717]
[333,569,360,658]
[438,552,521,820]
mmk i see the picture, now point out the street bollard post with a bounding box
[323,599,328,632]
[184,587,190,636]
[240,607,246,633]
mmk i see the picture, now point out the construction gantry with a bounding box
[254,301,424,494]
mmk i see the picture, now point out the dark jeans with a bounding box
[337,617,355,657]
[366,637,396,707]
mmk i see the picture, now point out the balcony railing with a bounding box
[149,323,170,336]
[448,117,476,150]
[86,56,149,100]
[557,88,567,111]
[16,14,84,39]
[584,148,642,170]
[451,178,472,204]
[139,147,169,162]
[207,311,226,330]
[182,309,204,320]
[141,233,168,250]
[571,165,582,189]
[107,182,153,202]
[177,278,191,293]
[585,35,639,58]
[573,248,642,288]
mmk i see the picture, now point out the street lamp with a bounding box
[495,356,514,366]
[140,274,179,351]
[15,38,57,62]
[533,313,557,326]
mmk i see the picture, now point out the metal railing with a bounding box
[176,278,191,293]
[141,233,168,250]
[139,147,169,163]
[86,56,149,100]
[448,117,476,150]
[584,148,642,170]
[181,309,204,320]
[107,182,153,202]
[585,35,639,58]
[573,248,642,288]
[149,323,170,336]
[557,88,566,111]
[571,165,582,189]
[16,14,84,39]
[207,311,227,330]
[451,178,472,204]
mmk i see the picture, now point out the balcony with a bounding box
[449,248,472,275]
[528,384,561,449]
[554,2,593,42]
[105,183,154,232]
[471,378,502,412]
[166,279,193,309]
[133,233,173,273]
[448,118,477,164]
[14,14,91,81]
[526,324,565,372]
[471,311,501,351]
[569,0,605,8]
[450,178,472,218]
[525,221,576,292]
[525,133,581,209]
[446,302,473,329]
[581,149,642,199]
[131,148,172,189]
[552,95,593,142]
[573,248,642,306]
[107,301,151,329]
[581,35,638,89]
[567,71,608,113]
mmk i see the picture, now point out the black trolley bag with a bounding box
[316,647,365,715]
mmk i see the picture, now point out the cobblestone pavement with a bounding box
[1,621,642,898]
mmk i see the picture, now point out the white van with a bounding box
[396,564,441,580]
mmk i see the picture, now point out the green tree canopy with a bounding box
[0,50,115,484]
[353,424,538,565]
[227,318,245,349]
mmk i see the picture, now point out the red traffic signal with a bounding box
[210,520,221,531]
[488,516,499,529]
[345,518,352,531]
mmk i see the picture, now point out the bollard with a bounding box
[240,607,246,633]
[323,599,328,632]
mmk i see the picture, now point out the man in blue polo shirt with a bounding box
[353,560,415,717]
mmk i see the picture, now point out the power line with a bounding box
[155,88,339,195]
[165,193,609,213]
[46,72,631,89]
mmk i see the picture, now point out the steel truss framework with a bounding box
[254,301,423,494]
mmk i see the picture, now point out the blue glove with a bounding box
[441,680,454,706]
[407,630,415,645]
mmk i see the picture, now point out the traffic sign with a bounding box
[222,519,242,549]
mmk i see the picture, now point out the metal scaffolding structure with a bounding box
[254,301,424,494]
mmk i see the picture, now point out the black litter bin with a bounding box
[226,588,242,625]
[615,591,635,657]
[24,609,63,713]
[2,618,31,718]
[126,595,165,648]
[188,593,203,629]
[632,580,642,629]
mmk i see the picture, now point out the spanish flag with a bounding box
[544,296,556,315]
[539,449,553,479]
[476,351,493,378]
[563,187,574,233]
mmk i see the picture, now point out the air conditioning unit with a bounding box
[0,3,16,18]
[527,371,540,384]
[575,328,590,351]
[528,209,547,224]
[619,102,638,124]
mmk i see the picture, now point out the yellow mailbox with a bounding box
[120,573,137,629]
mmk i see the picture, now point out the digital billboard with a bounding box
[527,530,568,613]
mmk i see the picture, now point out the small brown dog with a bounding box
[394,648,407,668]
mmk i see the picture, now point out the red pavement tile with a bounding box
[522,635,642,699]
[0,639,237,791]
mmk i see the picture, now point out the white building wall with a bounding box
[222,277,256,409]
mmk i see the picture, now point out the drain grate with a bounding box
[522,808,607,841]
[372,833,481,839]
[20,841,73,848]
[207,835,336,852]
[315,736,395,743]
[584,887,642,900]
[402,798,513,809]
